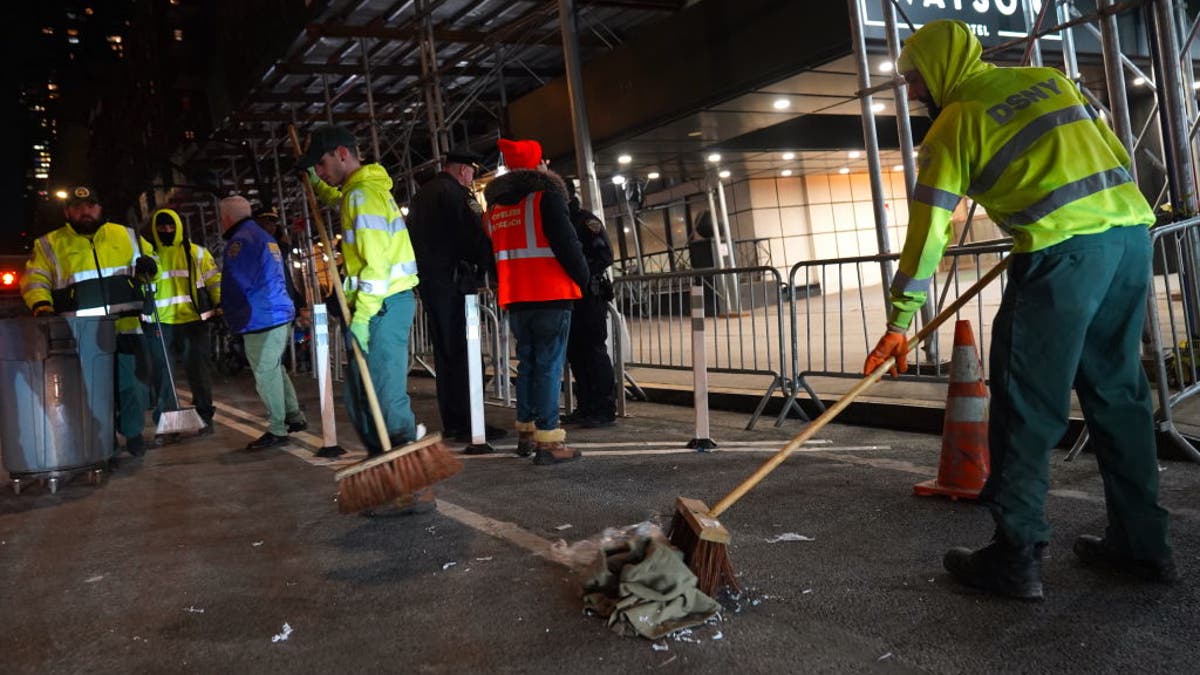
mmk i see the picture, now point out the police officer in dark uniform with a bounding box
[406,149,506,443]
[563,180,616,427]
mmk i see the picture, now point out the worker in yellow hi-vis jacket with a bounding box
[864,20,1174,600]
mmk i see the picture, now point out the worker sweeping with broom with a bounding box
[864,19,1176,599]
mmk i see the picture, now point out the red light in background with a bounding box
[0,271,17,287]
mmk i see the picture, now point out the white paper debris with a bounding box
[475,556,493,562]
[712,631,724,641]
[184,606,205,614]
[765,533,815,543]
[252,541,264,547]
[878,652,894,661]
[84,575,105,584]
[272,623,293,643]
[802,589,813,594]
[651,641,669,652]
[442,561,457,570]
[554,524,573,531]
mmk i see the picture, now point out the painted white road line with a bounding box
[459,445,892,459]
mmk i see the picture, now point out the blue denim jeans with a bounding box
[509,308,572,431]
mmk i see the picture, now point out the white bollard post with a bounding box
[312,303,344,457]
[687,283,717,451]
[464,293,494,454]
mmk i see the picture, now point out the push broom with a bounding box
[668,257,1011,596]
[146,283,206,437]
[287,125,461,513]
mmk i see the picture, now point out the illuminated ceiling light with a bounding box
[495,166,508,176]
[400,206,410,216]
[707,153,721,163]
[623,227,631,233]
[719,170,731,178]
[781,152,795,160]
[781,169,793,177]
[911,150,919,158]
[688,130,703,137]
[879,61,894,73]
[838,167,850,175]
[647,171,660,180]
[612,175,626,186]
[772,98,790,110]
[871,102,886,113]
[893,164,904,172]
[617,154,632,164]
[1133,77,1146,86]
[54,189,68,200]
[1193,82,1200,90]
[848,150,861,159]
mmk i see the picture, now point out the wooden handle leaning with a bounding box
[287,125,393,455]
[706,256,1010,519]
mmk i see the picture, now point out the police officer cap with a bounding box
[66,185,100,206]
[445,149,483,170]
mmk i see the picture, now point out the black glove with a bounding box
[135,256,158,279]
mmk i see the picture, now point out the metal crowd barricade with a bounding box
[611,266,791,429]
[1145,217,1200,462]
[779,241,1011,425]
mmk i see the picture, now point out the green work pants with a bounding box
[116,333,150,442]
[148,320,215,424]
[343,291,417,454]
[984,225,1171,560]
[243,323,305,436]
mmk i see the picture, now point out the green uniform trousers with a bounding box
[243,323,305,436]
[343,291,417,455]
[116,333,150,442]
[984,224,1171,560]
[148,320,215,424]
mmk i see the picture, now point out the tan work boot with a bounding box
[532,428,581,466]
[515,420,537,457]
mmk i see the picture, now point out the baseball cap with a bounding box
[295,125,358,169]
[65,185,100,206]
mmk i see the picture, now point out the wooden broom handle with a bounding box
[288,125,392,454]
[707,256,1010,518]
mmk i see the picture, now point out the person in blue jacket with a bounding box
[219,196,307,450]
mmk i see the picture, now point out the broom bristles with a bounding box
[667,497,740,597]
[335,434,462,513]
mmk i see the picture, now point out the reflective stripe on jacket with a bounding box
[485,192,582,308]
[147,208,221,324]
[22,222,153,334]
[311,164,419,328]
[889,19,1155,330]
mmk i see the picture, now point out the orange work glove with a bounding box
[864,331,908,377]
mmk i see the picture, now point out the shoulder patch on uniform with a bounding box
[267,242,282,261]
[585,217,603,234]
[467,195,484,215]
[226,241,243,258]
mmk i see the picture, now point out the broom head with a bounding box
[667,496,739,597]
[334,433,462,513]
[156,407,206,436]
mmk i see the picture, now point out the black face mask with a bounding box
[70,215,101,235]
[919,93,941,121]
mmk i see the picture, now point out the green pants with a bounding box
[116,333,150,441]
[243,323,305,436]
[343,291,417,454]
[985,225,1171,560]
[148,320,215,424]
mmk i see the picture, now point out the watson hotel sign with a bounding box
[860,0,1088,47]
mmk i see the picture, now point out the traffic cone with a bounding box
[914,320,990,500]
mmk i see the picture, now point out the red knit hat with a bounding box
[498,138,543,170]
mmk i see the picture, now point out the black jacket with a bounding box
[407,171,494,288]
[483,169,589,312]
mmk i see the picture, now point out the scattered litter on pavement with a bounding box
[651,641,669,652]
[878,652,894,661]
[475,556,493,562]
[671,629,700,644]
[271,623,293,643]
[184,606,205,614]
[659,655,678,667]
[442,561,457,570]
[84,575,105,584]
[712,631,724,640]
[252,541,264,547]
[765,533,815,543]
[133,636,144,642]
[802,589,813,594]
[555,523,573,531]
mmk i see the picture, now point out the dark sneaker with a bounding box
[314,446,346,459]
[559,411,587,426]
[1074,535,1179,583]
[450,425,509,443]
[152,433,180,447]
[287,419,308,433]
[463,443,495,455]
[126,435,147,457]
[245,432,289,451]
[533,441,582,466]
[944,540,1045,601]
[196,422,215,437]
[578,415,616,429]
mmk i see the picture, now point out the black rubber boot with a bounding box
[1074,535,1179,583]
[944,539,1045,601]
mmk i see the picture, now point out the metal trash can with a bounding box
[0,316,117,493]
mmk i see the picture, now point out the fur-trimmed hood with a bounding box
[484,168,568,206]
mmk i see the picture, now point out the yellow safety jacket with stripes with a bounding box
[147,208,221,324]
[22,221,156,334]
[310,163,419,328]
[889,19,1155,331]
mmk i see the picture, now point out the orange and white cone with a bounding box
[914,320,990,500]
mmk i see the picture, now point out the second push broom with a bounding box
[287,125,461,512]
[668,257,1011,596]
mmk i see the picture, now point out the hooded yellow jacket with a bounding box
[889,20,1154,330]
[311,163,419,328]
[147,208,221,324]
